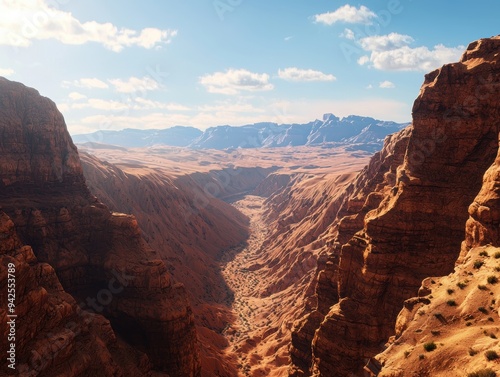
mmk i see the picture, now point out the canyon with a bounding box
[1,35,500,377]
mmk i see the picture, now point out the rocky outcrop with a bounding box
[0,77,200,376]
[373,102,500,375]
[0,210,152,376]
[290,36,500,376]
[463,138,500,253]
[289,128,411,376]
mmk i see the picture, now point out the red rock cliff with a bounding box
[290,36,500,376]
[0,77,201,376]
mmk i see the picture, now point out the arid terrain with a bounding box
[77,143,371,376]
[2,35,500,377]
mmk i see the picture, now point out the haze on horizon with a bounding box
[1,0,499,135]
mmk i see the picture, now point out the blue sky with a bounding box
[1,0,499,134]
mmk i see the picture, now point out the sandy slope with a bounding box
[376,245,500,376]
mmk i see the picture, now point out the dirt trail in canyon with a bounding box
[220,195,275,376]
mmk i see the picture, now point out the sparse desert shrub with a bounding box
[447,300,457,306]
[487,276,498,284]
[491,333,498,339]
[495,266,500,272]
[478,284,488,290]
[479,306,489,314]
[457,281,468,289]
[485,350,499,360]
[468,368,496,377]
[495,251,500,259]
[431,330,440,336]
[480,251,490,257]
[447,288,454,295]
[474,260,485,269]
[466,321,472,326]
[469,347,478,356]
[488,317,495,322]
[404,350,411,358]
[423,341,437,352]
[419,354,425,360]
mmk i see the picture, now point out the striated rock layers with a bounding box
[290,36,500,376]
[373,95,500,375]
[0,77,200,376]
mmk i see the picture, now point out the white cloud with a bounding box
[68,92,87,100]
[108,76,161,93]
[0,0,177,52]
[200,69,274,95]
[357,33,465,71]
[359,33,414,51]
[134,98,190,111]
[365,44,465,71]
[340,28,355,40]
[284,36,294,42]
[0,68,14,76]
[379,80,395,89]
[62,78,109,89]
[278,67,336,82]
[72,98,129,111]
[314,5,376,25]
[68,96,410,134]
[358,56,370,65]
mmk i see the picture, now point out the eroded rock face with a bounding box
[290,36,500,376]
[463,139,500,253]
[289,128,411,376]
[0,210,152,376]
[0,78,200,376]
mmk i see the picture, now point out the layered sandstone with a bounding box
[0,78,200,376]
[374,119,500,376]
[290,36,500,376]
[0,210,152,376]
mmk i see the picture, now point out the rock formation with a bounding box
[290,36,500,376]
[0,210,153,376]
[373,78,500,374]
[0,77,200,376]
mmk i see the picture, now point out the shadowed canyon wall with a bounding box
[0,77,200,376]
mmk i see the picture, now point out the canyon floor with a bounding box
[221,194,301,377]
[78,143,372,376]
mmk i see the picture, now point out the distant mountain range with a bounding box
[73,114,409,152]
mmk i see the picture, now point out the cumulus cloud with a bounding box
[0,68,14,76]
[62,78,109,89]
[359,33,414,52]
[357,33,464,71]
[0,0,177,52]
[314,5,376,25]
[68,92,87,100]
[340,28,355,40]
[361,44,465,71]
[379,80,395,89]
[278,67,336,82]
[108,76,161,93]
[199,69,274,95]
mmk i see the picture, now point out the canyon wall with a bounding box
[0,77,200,376]
[290,36,500,376]
[373,126,500,376]
[80,153,272,376]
